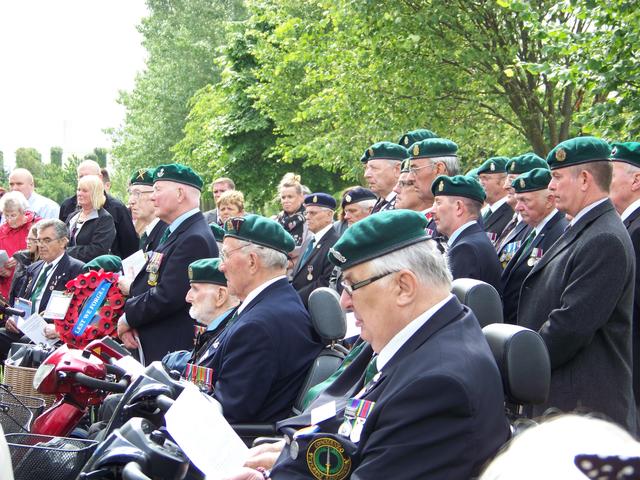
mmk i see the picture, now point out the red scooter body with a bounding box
[30,340,128,437]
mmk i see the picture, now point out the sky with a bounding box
[0,0,148,169]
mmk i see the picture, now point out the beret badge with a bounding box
[412,144,419,156]
[510,162,516,172]
[368,148,374,156]
[519,178,526,189]
[555,148,566,162]
[345,194,352,203]
[490,162,496,171]
[403,137,410,145]
[157,168,165,177]
[611,146,617,156]
[438,180,444,192]
[329,248,347,264]
[188,266,193,280]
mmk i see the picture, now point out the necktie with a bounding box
[159,228,171,245]
[299,237,316,266]
[139,232,148,249]
[482,208,492,222]
[364,355,378,385]
[514,229,536,265]
[30,264,53,303]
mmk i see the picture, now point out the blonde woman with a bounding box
[66,175,115,262]
[217,190,246,225]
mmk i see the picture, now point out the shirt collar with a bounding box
[447,220,477,247]
[168,208,199,233]
[621,198,640,222]
[237,275,287,315]
[488,196,508,211]
[569,197,608,227]
[144,217,161,236]
[44,252,65,270]
[385,191,397,203]
[311,223,334,243]
[377,294,454,371]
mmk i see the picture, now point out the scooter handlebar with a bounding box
[74,372,128,393]
[122,461,152,480]
[2,306,26,317]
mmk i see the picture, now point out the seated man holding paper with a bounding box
[0,219,84,360]
[226,210,509,480]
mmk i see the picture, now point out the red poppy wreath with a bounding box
[55,269,125,348]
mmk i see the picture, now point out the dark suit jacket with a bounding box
[624,205,640,408]
[142,220,168,254]
[518,199,636,431]
[61,193,139,259]
[448,222,502,295]
[482,201,514,238]
[19,253,85,316]
[272,296,509,480]
[124,211,218,363]
[291,227,340,307]
[496,219,532,267]
[66,208,116,263]
[501,211,567,325]
[208,278,323,424]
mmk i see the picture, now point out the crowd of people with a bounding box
[0,130,638,479]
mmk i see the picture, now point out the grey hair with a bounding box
[433,156,460,176]
[36,218,70,240]
[0,191,29,212]
[353,199,377,209]
[368,239,452,290]
[237,239,288,270]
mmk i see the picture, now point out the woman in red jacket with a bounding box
[0,191,40,300]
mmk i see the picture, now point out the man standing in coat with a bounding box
[117,164,218,363]
[518,137,637,432]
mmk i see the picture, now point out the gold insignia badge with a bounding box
[368,148,374,157]
[345,194,352,203]
[412,144,419,156]
[312,195,318,203]
[519,178,525,189]
[403,137,409,146]
[157,168,165,177]
[438,180,444,192]
[490,162,496,171]
[306,437,352,480]
[137,169,146,180]
[555,148,566,162]
[510,162,516,172]
[188,266,193,280]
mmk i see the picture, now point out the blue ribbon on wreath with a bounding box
[72,279,111,336]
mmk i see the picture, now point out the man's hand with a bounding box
[43,324,59,340]
[0,267,11,277]
[5,258,17,269]
[244,441,285,470]
[118,276,132,296]
[5,317,20,334]
[117,317,139,349]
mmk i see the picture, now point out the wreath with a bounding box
[54,269,125,348]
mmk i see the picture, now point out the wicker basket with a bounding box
[3,364,56,407]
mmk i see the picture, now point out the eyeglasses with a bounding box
[128,189,154,199]
[341,270,398,296]
[34,237,61,245]
[26,237,37,243]
[409,162,435,173]
[397,180,417,189]
[220,244,249,261]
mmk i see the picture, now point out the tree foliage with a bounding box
[15,148,44,178]
[50,146,63,167]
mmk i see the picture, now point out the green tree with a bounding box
[50,146,63,167]
[110,0,247,195]
[93,147,108,168]
[0,151,7,186]
[15,147,44,177]
[38,154,82,204]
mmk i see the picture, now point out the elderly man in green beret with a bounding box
[211,214,322,423]
[127,167,168,253]
[609,141,640,408]
[495,153,549,263]
[432,175,502,293]
[518,137,637,432]
[117,163,218,364]
[500,168,567,325]
[360,142,408,213]
[393,160,433,214]
[161,258,239,380]
[228,210,508,479]
[477,156,514,244]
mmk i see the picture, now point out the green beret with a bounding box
[546,136,611,170]
[360,142,409,163]
[209,222,225,242]
[610,142,640,168]
[431,175,486,203]
[512,168,552,193]
[153,163,204,191]
[465,167,480,180]
[328,210,429,269]
[224,214,295,254]
[408,138,458,160]
[129,168,155,186]
[398,129,439,147]
[188,258,226,286]
[477,157,510,175]
[505,153,548,174]
[82,254,122,273]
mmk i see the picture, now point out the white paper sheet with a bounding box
[43,291,73,320]
[165,384,248,479]
[122,249,147,282]
[344,311,361,339]
[18,313,57,346]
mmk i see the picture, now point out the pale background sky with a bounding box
[0,0,148,170]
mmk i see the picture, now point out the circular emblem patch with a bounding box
[555,148,567,162]
[344,194,352,203]
[306,437,351,480]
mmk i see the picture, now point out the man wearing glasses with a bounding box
[117,164,218,363]
[212,214,322,423]
[228,210,508,479]
[127,168,168,253]
[0,219,84,360]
